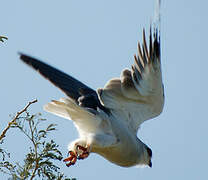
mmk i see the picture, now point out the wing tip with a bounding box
[18,52,25,62]
[153,27,160,59]
[18,52,34,66]
[136,26,160,65]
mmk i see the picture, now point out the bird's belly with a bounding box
[93,145,138,167]
[91,113,139,167]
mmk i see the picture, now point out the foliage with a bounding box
[0,36,8,42]
[0,100,75,180]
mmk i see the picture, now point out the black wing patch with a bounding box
[19,53,110,114]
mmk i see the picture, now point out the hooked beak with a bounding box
[148,160,152,168]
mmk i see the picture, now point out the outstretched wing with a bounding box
[19,53,108,112]
[98,28,164,134]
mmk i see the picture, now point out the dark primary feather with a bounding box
[132,28,160,82]
[19,53,109,113]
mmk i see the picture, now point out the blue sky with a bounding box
[1,0,207,179]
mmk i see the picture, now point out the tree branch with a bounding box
[29,115,39,180]
[0,99,38,141]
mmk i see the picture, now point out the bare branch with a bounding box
[0,99,38,141]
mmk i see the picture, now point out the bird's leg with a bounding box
[76,144,91,160]
[64,143,91,167]
[63,151,77,167]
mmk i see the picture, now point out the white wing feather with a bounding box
[44,98,116,147]
[98,29,164,134]
[44,98,102,133]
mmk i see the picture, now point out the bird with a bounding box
[19,27,164,168]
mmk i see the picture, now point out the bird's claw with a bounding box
[77,151,89,160]
[76,145,90,160]
[64,145,90,167]
[63,151,77,167]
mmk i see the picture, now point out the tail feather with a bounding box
[44,101,70,119]
[43,98,101,133]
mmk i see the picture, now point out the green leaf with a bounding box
[46,124,57,131]
[1,110,72,179]
[0,36,8,42]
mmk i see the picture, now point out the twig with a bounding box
[29,116,39,180]
[0,99,38,141]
